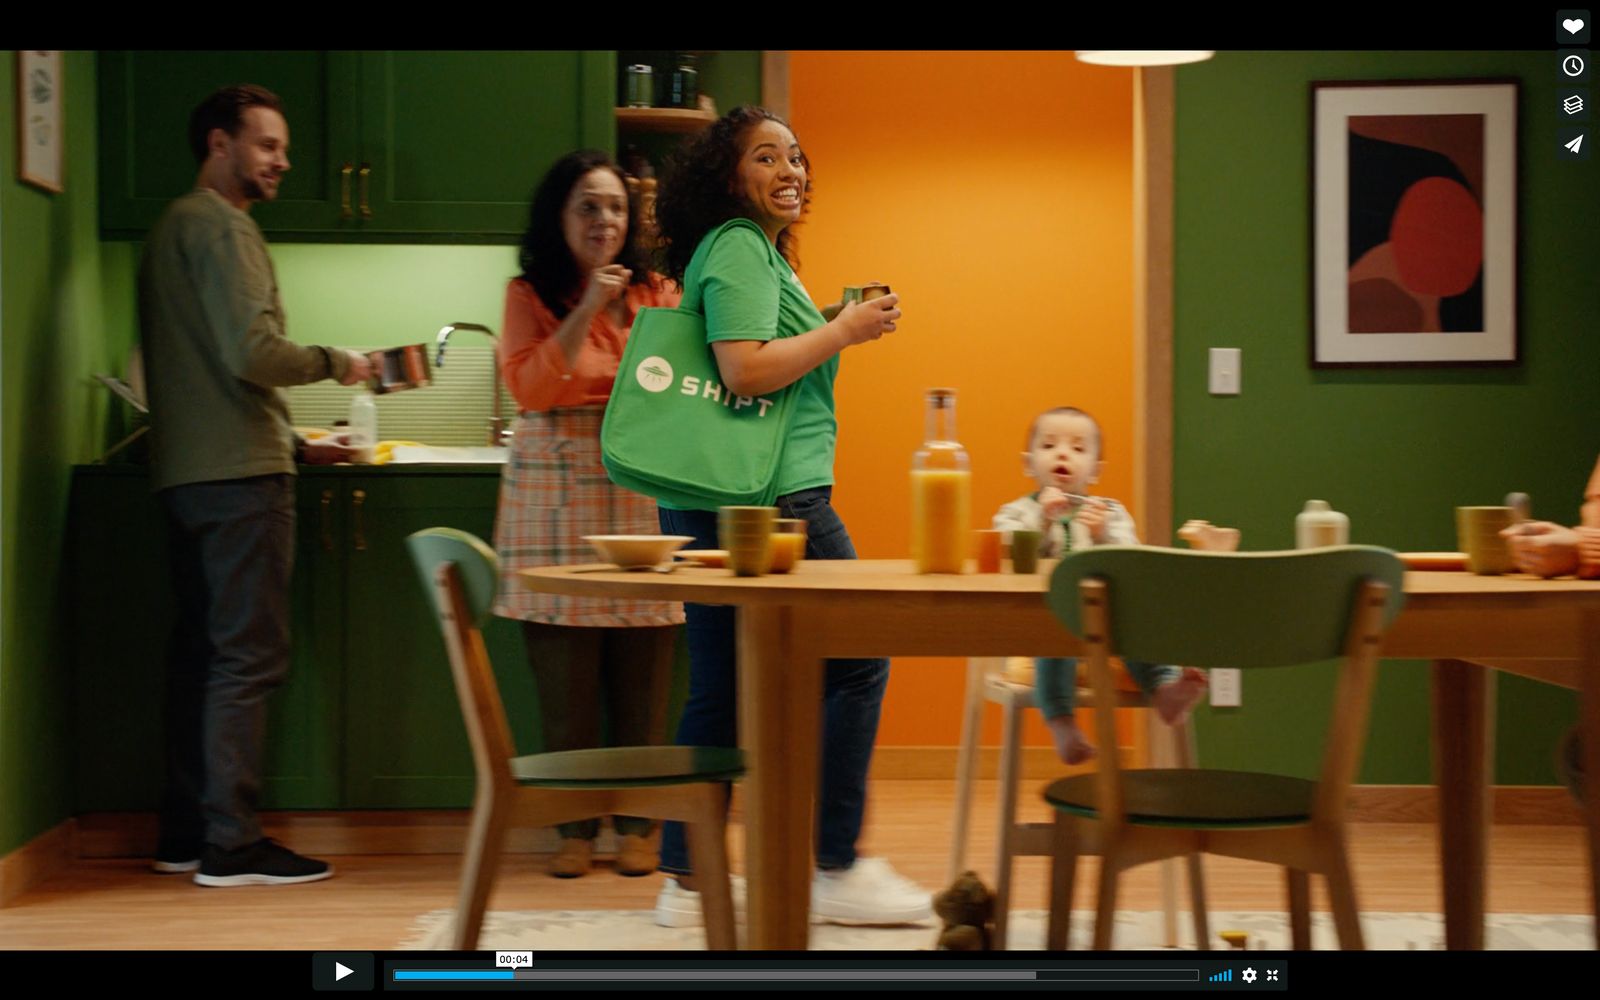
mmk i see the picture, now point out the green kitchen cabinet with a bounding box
[69,470,343,810]
[69,468,182,811]
[335,473,538,807]
[353,51,615,240]
[68,467,539,813]
[279,477,349,807]
[97,51,361,240]
[98,51,615,242]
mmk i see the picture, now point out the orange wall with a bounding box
[789,51,1136,747]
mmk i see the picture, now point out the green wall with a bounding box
[1174,52,1600,784]
[257,244,513,350]
[1,52,127,854]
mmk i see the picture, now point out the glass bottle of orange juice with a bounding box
[911,388,971,574]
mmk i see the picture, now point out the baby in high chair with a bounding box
[992,406,1208,764]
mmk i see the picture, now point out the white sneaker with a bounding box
[653,875,747,928]
[810,857,934,926]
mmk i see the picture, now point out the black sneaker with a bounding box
[151,836,202,874]
[194,838,334,887]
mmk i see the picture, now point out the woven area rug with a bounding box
[400,908,1594,951]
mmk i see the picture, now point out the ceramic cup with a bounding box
[719,506,778,576]
[841,282,892,306]
[1455,506,1515,575]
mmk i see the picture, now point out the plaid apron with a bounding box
[492,405,684,626]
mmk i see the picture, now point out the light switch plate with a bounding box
[1210,668,1242,707]
[1209,348,1241,395]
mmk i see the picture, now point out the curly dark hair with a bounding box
[655,105,811,283]
[517,150,651,319]
[188,84,283,165]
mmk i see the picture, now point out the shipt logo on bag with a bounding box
[635,356,674,393]
[636,355,777,417]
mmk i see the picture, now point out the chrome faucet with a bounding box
[435,322,510,446]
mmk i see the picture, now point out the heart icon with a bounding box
[1565,18,1586,34]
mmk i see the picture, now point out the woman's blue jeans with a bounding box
[657,486,889,874]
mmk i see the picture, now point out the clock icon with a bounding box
[1565,54,1587,76]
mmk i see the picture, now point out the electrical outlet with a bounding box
[1210,668,1242,707]
[1209,348,1241,395]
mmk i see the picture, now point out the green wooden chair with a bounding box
[1042,545,1405,950]
[408,528,745,950]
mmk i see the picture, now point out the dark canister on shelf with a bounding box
[666,53,698,109]
[625,64,654,108]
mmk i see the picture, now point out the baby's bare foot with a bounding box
[1047,716,1098,765]
[1152,668,1209,725]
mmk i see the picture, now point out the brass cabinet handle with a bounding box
[340,163,353,219]
[320,488,335,552]
[352,488,367,551]
[358,163,372,219]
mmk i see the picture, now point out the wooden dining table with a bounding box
[522,559,1600,951]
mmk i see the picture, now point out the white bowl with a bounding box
[582,535,697,569]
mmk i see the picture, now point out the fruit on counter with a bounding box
[372,440,425,465]
[294,433,437,464]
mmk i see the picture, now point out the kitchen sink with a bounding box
[387,445,508,464]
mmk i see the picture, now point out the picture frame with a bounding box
[17,50,64,194]
[1310,79,1518,367]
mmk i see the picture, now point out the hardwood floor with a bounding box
[0,780,1588,950]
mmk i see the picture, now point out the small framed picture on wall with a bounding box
[1311,79,1519,367]
[17,50,64,194]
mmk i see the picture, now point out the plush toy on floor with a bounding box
[934,870,995,950]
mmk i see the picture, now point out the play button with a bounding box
[314,953,374,990]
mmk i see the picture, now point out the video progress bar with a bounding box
[394,969,1201,983]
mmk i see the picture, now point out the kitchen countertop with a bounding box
[75,463,505,477]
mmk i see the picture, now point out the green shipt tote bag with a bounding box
[601,219,799,509]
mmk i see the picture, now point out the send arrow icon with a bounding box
[335,963,353,982]
[1568,134,1586,153]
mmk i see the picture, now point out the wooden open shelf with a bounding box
[614,107,717,133]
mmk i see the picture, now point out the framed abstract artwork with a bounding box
[17,50,64,194]
[1311,80,1518,366]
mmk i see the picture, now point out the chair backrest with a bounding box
[409,527,501,627]
[407,527,517,783]
[1047,546,1405,670]
[1046,545,1406,826]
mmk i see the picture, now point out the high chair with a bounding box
[949,656,1205,949]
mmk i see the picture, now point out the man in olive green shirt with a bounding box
[139,84,372,886]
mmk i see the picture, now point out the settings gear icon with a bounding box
[1242,967,1258,984]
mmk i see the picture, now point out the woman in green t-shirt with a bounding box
[646,105,932,930]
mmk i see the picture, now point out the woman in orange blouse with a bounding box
[492,150,683,878]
